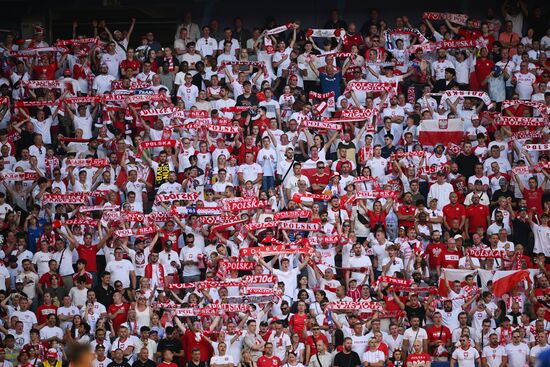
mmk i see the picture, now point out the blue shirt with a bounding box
[319,72,342,99]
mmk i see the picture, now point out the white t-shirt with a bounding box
[504,342,529,367]
[40,325,63,340]
[210,354,234,366]
[514,72,536,100]
[237,163,263,183]
[273,268,300,298]
[482,345,507,367]
[58,305,80,330]
[452,347,479,367]
[176,84,199,109]
[73,115,93,139]
[105,259,135,288]
[403,327,428,352]
[32,251,52,277]
[180,246,202,277]
[12,310,37,333]
[348,255,372,282]
[362,350,385,363]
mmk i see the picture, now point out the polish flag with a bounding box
[439,268,477,296]
[418,118,465,146]
[492,270,531,297]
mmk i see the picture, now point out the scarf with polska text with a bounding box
[135,139,179,158]
[502,100,549,116]
[301,119,342,131]
[43,193,88,204]
[348,190,397,201]
[55,37,101,46]
[306,28,344,39]
[422,12,483,29]
[524,144,550,151]
[114,226,157,238]
[273,210,312,220]
[376,276,413,287]
[345,81,395,93]
[78,203,117,212]
[10,47,68,58]
[328,301,383,311]
[0,172,39,181]
[154,192,200,205]
[139,107,179,117]
[66,158,109,167]
[309,91,335,114]
[111,80,151,90]
[220,60,268,76]
[385,27,429,47]
[52,218,98,228]
[441,90,495,109]
[240,245,312,257]
[512,130,543,140]
[24,80,61,89]
[495,116,546,126]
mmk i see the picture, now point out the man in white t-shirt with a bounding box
[348,243,374,283]
[176,73,199,108]
[482,333,508,367]
[402,316,428,354]
[210,342,234,367]
[260,256,310,298]
[237,152,263,186]
[105,247,136,289]
[179,234,202,282]
[11,297,37,333]
[504,330,530,367]
[451,336,480,367]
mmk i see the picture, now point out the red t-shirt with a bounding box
[310,173,330,194]
[76,244,98,272]
[442,203,466,228]
[305,334,329,356]
[107,302,130,332]
[426,325,451,357]
[398,204,416,228]
[425,242,446,269]
[36,304,58,325]
[522,187,543,214]
[33,62,58,79]
[368,210,387,230]
[182,329,213,362]
[120,59,141,73]
[465,204,490,233]
[406,352,432,365]
[289,313,308,341]
[257,356,282,367]
[38,272,64,288]
[440,249,461,268]
[342,33,364,53]
[457,28,481,40]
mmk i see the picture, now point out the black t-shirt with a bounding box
[107,360,131,367]
[157,337,184,355]
[132,359,156,367]
[94,284,115,308]
[405,304,427,325]
[455,153,479,180]
[186,361,207,367]
[492,189,514,203]
[333,351,361,367]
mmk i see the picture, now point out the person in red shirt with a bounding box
[179,319,213,363]
[465,194,490,236]
[107,292,130,332]
[425,230,445,277]
[158,350,178,367]
[289,301,308,342]
[66,229,112,282]
[443,192,466,232]
[474,47,495,90]
[35,292,58,325]
[445,18,482,40]
[514,172,548,215]
[310,162,330,195]
[427,312,452,360]
[305,325,329,362]
[439,238,461,271]
[406,339,432,367]
[257,343,282,367]
[342,24,364,53]
[397,192,416,229]
[38,260,64,291]
[32,53,66,80]
[120,48,141,78]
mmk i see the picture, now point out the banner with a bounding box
[422,12,469,25]
[111,80,151,90]
[245,221,279,232]
[351,190,397,201]
[64,96,101,104]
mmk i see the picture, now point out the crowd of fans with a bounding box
[0,2,550,367]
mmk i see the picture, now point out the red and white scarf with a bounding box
[264,23,294,54]
[306,28,344,39]
[495,116,546,126]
